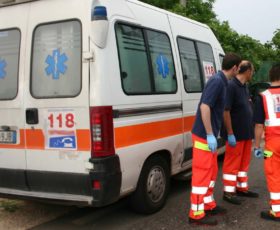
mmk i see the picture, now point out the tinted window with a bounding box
[197,42,216,82]
[147,30,176,93]
[0,29,20,100]
[178,38,202,92]
[31,20,81,98]
[116,24,151,94]
[116,23,176,94]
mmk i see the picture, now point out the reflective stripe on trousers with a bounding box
[271,192,280,200]
[189,134,218,219]
[223,174,237,181]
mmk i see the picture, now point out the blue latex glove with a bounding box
[206,134,217,153]
[228,134,236,147]
[254,148,263,159]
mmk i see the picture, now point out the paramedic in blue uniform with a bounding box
[221,60,259,205]
[189,53,241,226]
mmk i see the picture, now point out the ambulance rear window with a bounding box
[0,29,20,100]
[31,20,81,98]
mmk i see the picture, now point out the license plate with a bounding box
[0,130,16,144]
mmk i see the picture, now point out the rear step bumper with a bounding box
[0,188,93,206]
[0,155,122,207]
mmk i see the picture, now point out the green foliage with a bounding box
[253,61,273,83]
[139,0,178,9]
[139,0,280,82]
[272,29,280,50]
[0,200,20,212]
[181,0,216,24]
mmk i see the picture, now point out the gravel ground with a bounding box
[0,198,73,230]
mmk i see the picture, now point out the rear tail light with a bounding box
[92,180,101,190]
[90,106,115,157]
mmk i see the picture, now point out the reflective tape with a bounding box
[238,171,247,177]
[209,180,215,188]
[223,174,237,181]
[262,90,277,121]
[224,186,235,193]
[193,210,204,216]
[264,150,273,158]
[270,210,277,217]
[204,195,214,204]
[192,186,208,195]
[237,182,248,188]
[270,193,280,200]
[191,203,204,211]
[264,119,280,127]
[194,141,211,152]
[271,205,280,212]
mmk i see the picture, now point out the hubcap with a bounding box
[146,166,166,203]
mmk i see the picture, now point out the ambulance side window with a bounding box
[177,37,203,92]
[115,24,152,94]
[197,42,216,82]
[0,29,20,100]
[31,20,82,98]
[116,23,177,94]
[146,30,176,93]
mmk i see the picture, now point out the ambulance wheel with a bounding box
[130,155,170,214]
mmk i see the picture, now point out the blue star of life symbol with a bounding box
[0,59,7,79]
[45,49,68,80]
[156,54,169,79]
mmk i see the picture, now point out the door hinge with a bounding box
[83,51,94,62]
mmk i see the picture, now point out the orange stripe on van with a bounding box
[0,129,25,149]
[115,116,195,149]
[115,118,183,148]
[25,129,45,149]
[25,129,91,151]
[76,129,91,151]
[184,116,196,132]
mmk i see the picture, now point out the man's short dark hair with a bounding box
[222,53,241,71]
[269,63,280,82]
[238,61,253,74]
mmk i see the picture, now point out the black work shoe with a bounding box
[237,190,259,198]
[189,215,218,226]
[261,211,280,222]
[223,192,244,205]
[205,205,227,216]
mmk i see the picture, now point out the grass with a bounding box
[0,200,20,212]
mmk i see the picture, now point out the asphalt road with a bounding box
[31,156,279,230]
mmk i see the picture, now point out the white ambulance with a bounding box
[0,0,224,214]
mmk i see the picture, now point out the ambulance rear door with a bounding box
[0,4,29,191]
[24,0,92,197]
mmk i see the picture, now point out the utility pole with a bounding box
[180,0,186,7]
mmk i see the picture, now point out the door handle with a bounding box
[26,108,39,125]
[1,125,10,131]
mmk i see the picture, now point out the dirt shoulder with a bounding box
[0,198,73,230]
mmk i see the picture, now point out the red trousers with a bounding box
[222,140,252,193]
[264,140,280,217]
[189,134,218,219]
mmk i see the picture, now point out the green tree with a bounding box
[139,0,178,9]
[272,29,280,50]
[139,0,279,81]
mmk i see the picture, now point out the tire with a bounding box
[130,155,170,214]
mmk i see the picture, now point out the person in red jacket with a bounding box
[254,63,280,222]
[221,60,259,205]
[189,53,241,226]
